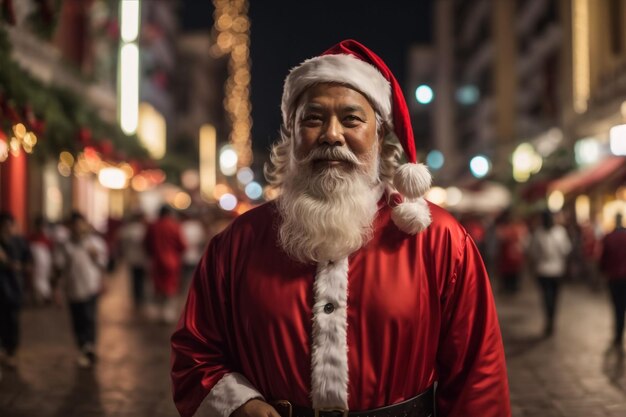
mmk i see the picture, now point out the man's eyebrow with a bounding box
[341,105,367,113]
[302,103,323,110]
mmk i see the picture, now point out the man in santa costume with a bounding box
[171,40,511,417]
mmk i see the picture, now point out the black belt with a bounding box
[272,387,435,417]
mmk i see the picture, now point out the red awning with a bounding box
[548,156,626,195]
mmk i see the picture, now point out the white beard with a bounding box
[277,145,381,263]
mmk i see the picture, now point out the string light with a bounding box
[211,0,253,167]
[3,123,40,158]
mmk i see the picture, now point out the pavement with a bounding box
[1,267,625,417]
[497,278,626,417]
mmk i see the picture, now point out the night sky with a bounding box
[180,0,434,158]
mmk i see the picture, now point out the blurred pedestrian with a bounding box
[528,210,572,336]
[580,219,602,290]
[54,212,108,367]
[144,205,186,324]
[104,216,122,273]
[461,214,486,256]
[180,211,206,294]
[599,213,626,351]
[495,209,528,294]
[28,216,53,305]
[119,211,148,308]
[0,212,31,369]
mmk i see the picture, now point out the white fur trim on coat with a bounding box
[391,197,432,235]
[282,54,391,125]
[196,372,264,417]
[311,258,350,409]
[393,163,432,199]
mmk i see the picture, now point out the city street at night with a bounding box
[0,269,625,417]
[2,1,626,416]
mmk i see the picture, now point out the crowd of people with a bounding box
[0,205,220,373]
[1,202,624,376]
[465,208,626,345]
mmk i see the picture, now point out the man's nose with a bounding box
[319,117,344,146]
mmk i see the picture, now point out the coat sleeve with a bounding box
[436,234,511,417]
[171,234,263,417]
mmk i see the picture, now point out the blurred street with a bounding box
[0,268,624,417]
[1,1,626,416]
[500,280,626,417]
[0,265,180,417]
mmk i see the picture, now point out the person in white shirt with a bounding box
[28,216,53,304]
[180,213,206,294]
[119,212,148,308]
[54,212,108,367]
[528,210,572,336]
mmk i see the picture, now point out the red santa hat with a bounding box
[281,39,432,234]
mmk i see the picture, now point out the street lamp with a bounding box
[610,124,626,156]
[426,150,444,171]
[469,155,491,178]
[219,193,238,211]
[219,145,238,176]
[245,181,263,200]
[415,84,434,105]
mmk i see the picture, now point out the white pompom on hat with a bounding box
[281,39,432,234]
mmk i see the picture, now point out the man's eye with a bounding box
[302,115,323,123]
[344,115,363,123]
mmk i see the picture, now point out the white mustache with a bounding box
[297,146,362,166]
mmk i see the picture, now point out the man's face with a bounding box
[293,83,381,172]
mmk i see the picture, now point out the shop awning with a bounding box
[449,181,511,214]
[548,156,626,195]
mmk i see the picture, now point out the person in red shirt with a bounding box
[600,213,626,350]
[145,205,186,324]
[171,40,510,417]
[495,210,528,294]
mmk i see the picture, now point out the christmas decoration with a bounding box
[0,26,149,163]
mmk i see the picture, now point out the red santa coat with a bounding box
[145,216,186,296]
[171,200,510,417]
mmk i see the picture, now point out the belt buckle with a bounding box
[314,408,348,417]
[273,400,293,417]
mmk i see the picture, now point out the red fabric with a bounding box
[28,232,52,250]
[600,228,626,280]
[145,217,186,296]
[496,223,527,275]
[322,40,416,164]
[171,201,510,417]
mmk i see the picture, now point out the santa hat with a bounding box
[281,39,432,234]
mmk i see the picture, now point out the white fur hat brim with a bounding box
[281,54,392,125]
